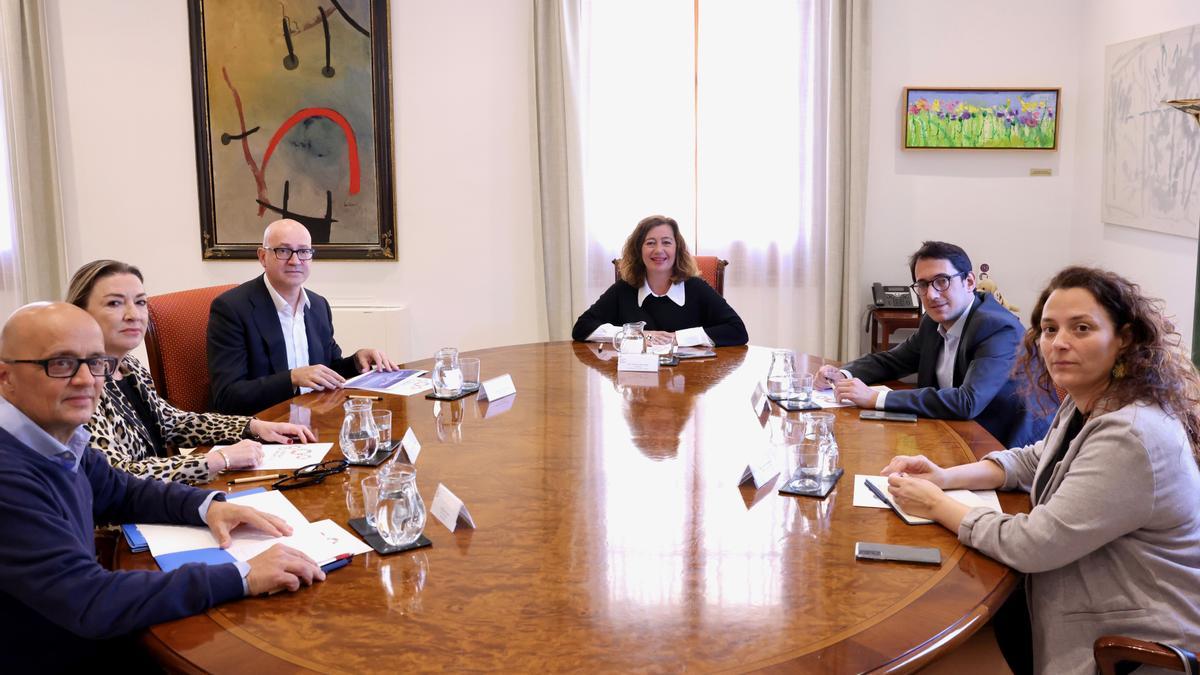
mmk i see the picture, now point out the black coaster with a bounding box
[777,468,844,498]
[658,354,680,367]
[772,398,821,412]
[348,518,434,555]
[346,440,400,467]
[424,383,480,401]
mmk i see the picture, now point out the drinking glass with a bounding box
[432,347,463,397]
[649,332,677,357]
[791,373,815,403]
[375,463,427,547]
[361,475,381,528]
[766,349,797,399]
[372,410,392,449]
[339,398,378,462]
[459,357,481,390]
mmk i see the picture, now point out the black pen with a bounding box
[865,478,910,524]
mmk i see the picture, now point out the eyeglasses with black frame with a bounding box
[265,246,316,261]
[271,459,348,491]
[1,356,119,379]
[910,271,967,295]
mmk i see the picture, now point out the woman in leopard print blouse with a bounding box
[69,260,316,483]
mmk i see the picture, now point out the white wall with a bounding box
[1071,0,1200,348]
[43,0,545,363]
[865,0,1198,355]
[863,0,1083,356]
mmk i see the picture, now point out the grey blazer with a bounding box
[959,398,1200,675]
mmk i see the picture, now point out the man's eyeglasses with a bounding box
[910,271,967,295]
[272,459,348,491]
[265,247,316,261]
[1,356,118,379]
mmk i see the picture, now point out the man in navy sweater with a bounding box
[0,303,326,670]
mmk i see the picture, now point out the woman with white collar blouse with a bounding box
[571,215,748,347]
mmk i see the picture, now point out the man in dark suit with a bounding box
[208,219,396,415]
[816,241,1052,448]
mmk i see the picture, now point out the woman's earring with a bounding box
[1111,361,1126,379]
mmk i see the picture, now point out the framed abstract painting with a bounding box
[188,0,395,260]
[903,87,1060,150]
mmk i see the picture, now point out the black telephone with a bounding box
[872,282,918,309]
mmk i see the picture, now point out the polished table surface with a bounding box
[117,342,1028,673]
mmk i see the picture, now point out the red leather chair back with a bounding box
[144,284,236,413]
[611,256,730,296]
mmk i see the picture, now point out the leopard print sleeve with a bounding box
[124,356,252,447]
[86,379,214,484]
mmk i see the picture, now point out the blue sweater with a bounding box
[0,428,244,669]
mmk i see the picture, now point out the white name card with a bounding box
[617,353,659,372]
[750,382,769,415]
[739,449,779,488]
[477,373,516,402]
[399,426,421,463]
[479,394,516,419]
[430,483,476,532]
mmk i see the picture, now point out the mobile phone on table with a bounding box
[854,542,941,565]
[859,410,918,423]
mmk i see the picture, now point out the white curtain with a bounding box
[0,0,67,318]
[535,0,869,357]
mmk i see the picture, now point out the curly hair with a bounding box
[1017,266,1200,460]
[617,215,698,287]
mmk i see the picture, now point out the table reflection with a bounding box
[378,551,429,616]
[432,399,464,443]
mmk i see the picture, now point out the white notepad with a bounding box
[853,474,1002,525]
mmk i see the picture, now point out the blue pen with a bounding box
[321,553,353,573]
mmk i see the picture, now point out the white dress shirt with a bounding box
[848,311,966,410]
[263,277,312,393]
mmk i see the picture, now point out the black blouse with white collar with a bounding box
[571,277,748,346]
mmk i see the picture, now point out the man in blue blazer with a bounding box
[817,241,1052,449]
[208,219,396,415]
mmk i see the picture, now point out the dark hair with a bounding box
[1017,266,1200,460]
[66,260,145,309]
[907,241,973,281]
[617,215,698,287]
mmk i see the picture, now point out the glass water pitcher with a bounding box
[339,397,379,462]
[613,321,648,354]
[375,464,427,547]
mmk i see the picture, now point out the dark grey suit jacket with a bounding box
[207,276,358,415]
[844,291,1052,448]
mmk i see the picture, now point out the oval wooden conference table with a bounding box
[117,342,1028,673]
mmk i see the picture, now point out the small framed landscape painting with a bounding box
[903,87,1060,150]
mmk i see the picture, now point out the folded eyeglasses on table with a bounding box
[272,459,349,491]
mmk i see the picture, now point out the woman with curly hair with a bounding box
[67,260,316,483]
[880,266,1200,674]
[571,215,748,347]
